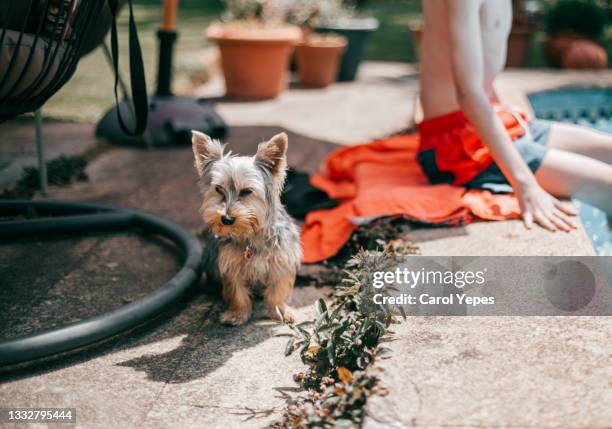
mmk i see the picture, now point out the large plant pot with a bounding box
[545,32,583,68]
[506,25,533,67]
[207,24,301,99]
[562,39,608,69]
[296,36,347,88]
[316,17,379,82]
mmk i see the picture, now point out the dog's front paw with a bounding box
[220,310,251,326]
[268,306,295,324]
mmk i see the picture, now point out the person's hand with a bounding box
[516,182,578,232]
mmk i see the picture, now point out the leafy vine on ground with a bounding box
[272,234,418,429]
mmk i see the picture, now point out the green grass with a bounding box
[360,0,422,62]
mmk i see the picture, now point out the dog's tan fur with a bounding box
[192,131,301,326]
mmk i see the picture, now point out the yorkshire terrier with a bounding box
[192,131,302,326]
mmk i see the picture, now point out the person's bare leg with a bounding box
[547,122,612,164]
[535,149,612,215]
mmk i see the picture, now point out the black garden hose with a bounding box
[0,200,203,367]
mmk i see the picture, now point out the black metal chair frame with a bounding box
[0,2,205,367]
[1,0,113,193]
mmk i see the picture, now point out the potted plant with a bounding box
[296,33,347,88]
[506,0,540,67]
[544,0,607,67]
[562,38,608,69]
[279,0,378,82]
[206,1,302,99]
[313,0,379,82]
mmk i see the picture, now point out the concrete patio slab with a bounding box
[365,317,612,429]
[0,125,333,428]
[407,218,595,257]
[193,62,420,146]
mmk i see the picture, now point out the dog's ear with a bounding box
[255,132,288,180]
[192,131,224,176]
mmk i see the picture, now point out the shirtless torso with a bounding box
[420,0,512,119]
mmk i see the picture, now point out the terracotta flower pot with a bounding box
[506,25,533,67]
[562,39,608,69]
[296,35,347,88]
[545,32,583,67]
[207,23,302,100]
[316,17,379,82]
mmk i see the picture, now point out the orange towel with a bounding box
[301,134,521,263]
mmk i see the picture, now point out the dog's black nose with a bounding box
[221,214,236,225]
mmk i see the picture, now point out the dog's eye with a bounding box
[215,185,225,198]
[239,188,252,198]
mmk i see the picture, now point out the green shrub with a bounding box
[545,0,608,40]
[17,155,87,190]
[1,155,87,199]
[276,245,410,428]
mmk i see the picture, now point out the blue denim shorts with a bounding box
[463,119,552,193]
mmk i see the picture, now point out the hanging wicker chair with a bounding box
[0,1,203,367]
[0,0,112,122]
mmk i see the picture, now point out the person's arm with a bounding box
[445,0,576,231]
